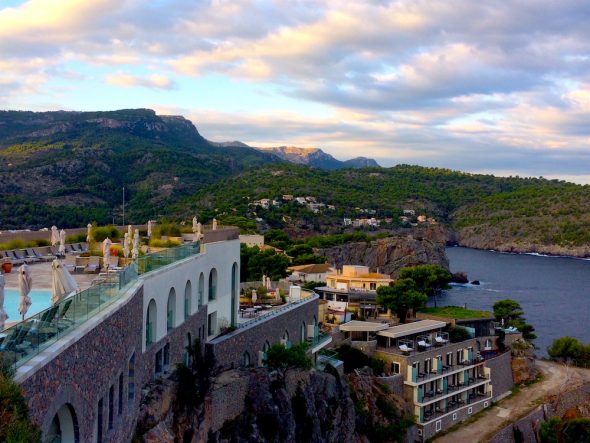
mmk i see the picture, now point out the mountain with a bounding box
[0,109,279,228]
[209,142,380,169]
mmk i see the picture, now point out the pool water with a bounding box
[2,289,52,322]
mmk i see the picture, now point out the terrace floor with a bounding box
[3,259,97,291]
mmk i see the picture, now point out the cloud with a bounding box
[2,0,590,181]
[105,72,176,90]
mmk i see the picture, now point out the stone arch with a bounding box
[47,403,80,443]
[167,288,176,331]
[208,268,217,301]
[146,299,157,346]
[242,351,251,367]
[184,280,192,320]
[300,321,307,342]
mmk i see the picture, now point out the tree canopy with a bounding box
[376,278,428,323]
[399,264,452,296]
[493,299,536,341]
[240,244,290,281]
[547,337,590,368]
[264,343,311,380]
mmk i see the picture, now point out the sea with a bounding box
[433,247,590,356]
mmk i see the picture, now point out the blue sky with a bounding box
[1,0,590,183]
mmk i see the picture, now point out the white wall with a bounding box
[141,239,240,351]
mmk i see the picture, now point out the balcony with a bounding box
[420,391,493,424]
[308,332,333,353]
[417,374,490,406]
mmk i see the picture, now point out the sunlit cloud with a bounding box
[1,0,590,182]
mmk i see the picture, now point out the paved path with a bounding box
[433,360,590,443]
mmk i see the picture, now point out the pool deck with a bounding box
[2,260,97,291]
[2,260,98,329]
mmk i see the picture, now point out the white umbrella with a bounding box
[18,264,32,320]
[192,217,198,233]
[265,275,272,291]
[0,273,8,330]
[197,222,202,239]
[147,220,153,238]
[127,225,133,242]
[50,225,59,246]
[132,231,140,259]
[123,233,130,259]
[251,289,257,304]
[86,223,92,243]
[212,218,218,230]
[51,259,79,305]
[59,229,66,256]
[102,237,112,269]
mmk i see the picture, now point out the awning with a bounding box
[377,319,447,339]
[339,320,390,332]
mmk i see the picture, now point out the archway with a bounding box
[167,288,176,331]
[231,263,238,326]
[184,280,192,320]
[47,403,79,443]
[208,268,217,301]
[198,273,204,307]
[146,299,157,346]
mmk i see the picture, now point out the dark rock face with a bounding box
[317,230,449,277]
[451,272,469,283]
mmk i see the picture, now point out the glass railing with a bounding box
[308,332,331,348]
[0,242,200,371]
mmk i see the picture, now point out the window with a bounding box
[155,349,163,375]
[198,273,204,307]
[424,359,431,374]
[167,288,176,332]
[300,322,306,342]
[282,330,290,347]
[163,343,170,372]
[412,361,420,374]
[184,280,192,320]
[97,398,103,443]
[208,312,217,336]
[446,352,453,366]
[127,353,135,411]
[208,268,217,301]
[456,349,463,365]
[146,299,157,346]
[242,351,251,367]
[435,420,442,432]
[108,385,114,430]
[484,401,489,408]
[452,413,457,421]
[484,339,492,350]
[118,374,123,415]
[468,406,473,414]
[391,362,400,374]
[370,282,376,290]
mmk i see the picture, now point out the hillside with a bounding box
[0,109,279,228]
[176,163,590,255]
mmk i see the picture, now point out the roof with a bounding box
[377,320,447,339]
[288,263,333,274]
[339,320,390,332]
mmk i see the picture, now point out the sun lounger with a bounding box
[435,336,448,344]
[6,250,25,265]
[418,340,432,348]
[33,247,56,262]
[399,344,412,353]
[57,299,75,326]
[63,255,77,272]
[84,256,101,274]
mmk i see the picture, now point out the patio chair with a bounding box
[33,247,56,262]
[57,299,75,326]
[6,250,25,265]
[64,255,77,272]
[80,242,89,252]
[435,333,449,345]
[84,256,101,274]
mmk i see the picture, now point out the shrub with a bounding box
[449,326,471,343]
[149,239,181,248]
[92,226,121,242]
[153,223,181,238]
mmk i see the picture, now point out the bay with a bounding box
[433,247,590,356]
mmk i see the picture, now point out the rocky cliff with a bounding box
[317,229,449,277]
[135,367,414,443]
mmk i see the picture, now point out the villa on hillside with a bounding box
[287,263,335,283]
[0,227,330,443]
[339,313,515,441]
[315,265,393,321]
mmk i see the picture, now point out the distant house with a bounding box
[403,209,416,216]
[288,263,335,283]
[295,197,307,205]
[272,199,281,207]
[305,196,317,202]
[417,215,427,223]
[282,194,294,201]
[259,198,270,209]
[327,205,336,210]
[343,218,352,226]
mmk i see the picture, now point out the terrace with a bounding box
[0,242,200,370]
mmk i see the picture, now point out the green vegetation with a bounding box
[539,416,590,443]
[264,343,311,380]
[493,299,537,341]
[240,244,290,281]
[547,336,590,368]
[449,326,472,343]
[91,225,121,242]
[0,358,41,442]
[0,238,50,251]
[334,344,386,374]
[418,306,491,319]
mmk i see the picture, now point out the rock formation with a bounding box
[317,230,449,277]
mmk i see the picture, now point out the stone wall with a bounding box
[376,374,404,396]
[487,350,515,400]
[19,285,208,443]
[207,298,319,371]
[488,406,547,443]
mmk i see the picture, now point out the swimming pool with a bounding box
[2,288,52,322]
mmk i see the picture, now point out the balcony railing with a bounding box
[421,391,492,423]
[0,242,200,371]
[418,374,490,405]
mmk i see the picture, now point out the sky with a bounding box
[1,0,590,183]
